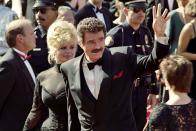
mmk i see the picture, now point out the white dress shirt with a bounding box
[168,0,174,11]
[13,48,36,84]
[82,57,104,99]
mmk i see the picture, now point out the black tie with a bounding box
[87,58,103,70]
[95,7,103,13]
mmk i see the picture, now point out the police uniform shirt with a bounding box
[28,25,51,75]
[106,22,153,55]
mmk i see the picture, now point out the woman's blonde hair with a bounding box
[47,20,78,64]
[185,0,196,17]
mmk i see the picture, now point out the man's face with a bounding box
[91,0,103,5]
[125,6,146,26]
[33,6,58,30]
[22,24,36,52]
[80,31,105,62]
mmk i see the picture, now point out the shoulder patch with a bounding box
[105,36,114,46]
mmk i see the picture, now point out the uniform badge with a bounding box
[105,36,114,46]
[145,34,149,45]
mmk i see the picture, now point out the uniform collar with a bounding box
[123,21,141,35]
[37,25,47,38]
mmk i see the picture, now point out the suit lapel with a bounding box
[102,9,110,31]
[13,50,35,89]
[72,55,83,101]
[96,49,112,104]
[86,3,97,18]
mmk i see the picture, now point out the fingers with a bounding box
[152,5,156,20]
[162,8,168,18]
[165,14,170,21]
[157,3,161,17]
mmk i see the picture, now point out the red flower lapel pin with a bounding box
[113,71,124,80]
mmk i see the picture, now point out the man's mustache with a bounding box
[91,48,103,53]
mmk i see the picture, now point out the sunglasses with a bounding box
[33,7,57,14]
[129,7,146,13]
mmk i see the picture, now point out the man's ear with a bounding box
[16,34,24,44]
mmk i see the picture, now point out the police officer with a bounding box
[106,0,158,131]
[28,0,64,75]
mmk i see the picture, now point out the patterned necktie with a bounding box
[17,53,32,61]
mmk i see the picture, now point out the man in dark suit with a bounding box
[75,0,114,32]
[0,19,36,131]
[61,4,169,130]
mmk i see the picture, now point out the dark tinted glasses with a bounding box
[130,7,146,13]
[33,7,57,14]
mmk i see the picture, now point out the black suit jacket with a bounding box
[61,41,169,131]
[162,0,178,11]
[0,49,34,131]
[75,3,114,31]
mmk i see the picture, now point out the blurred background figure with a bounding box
[147,55,196,131]
[69,0,86,10]
[0,0,18,56]
[165,0,190,54]
[177,0,196,100]
[57,6,75,24]
[74,0,115,32]
[23,20,78,131]
[146,0,178,37]
[113,0,126,25]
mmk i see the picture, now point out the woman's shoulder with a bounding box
[148,103,171,129]
[149,103,171,121]
[181,21,196,38]
[37,67,56,80]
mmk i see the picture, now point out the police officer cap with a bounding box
[125,0,147,8]
[33,0,64,8]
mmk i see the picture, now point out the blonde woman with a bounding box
[23,20,78,131]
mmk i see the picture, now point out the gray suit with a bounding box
[61,41,169,131]
[0,49,34,131]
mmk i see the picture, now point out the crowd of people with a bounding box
[0,0,196,131]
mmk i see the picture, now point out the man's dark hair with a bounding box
[77,17,106,43]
